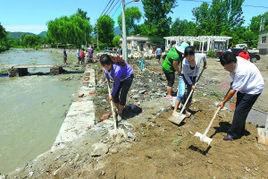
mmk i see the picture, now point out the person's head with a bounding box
[100,54,113,71]
[184,46,195,62]
[175,42,190,55]
[220,51,237,72]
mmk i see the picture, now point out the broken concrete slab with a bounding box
[257,116,268,145]
[91,143,109,157]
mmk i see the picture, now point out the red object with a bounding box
[238,51,250,60]
[79,50,85,58]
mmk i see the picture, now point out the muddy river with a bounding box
[0,49,80,173]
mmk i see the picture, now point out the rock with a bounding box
[139,90,147,94]
[78,92,85,98]
[132,94,140,99]
[91,143,109,157]
[127,131,135,139]
[110,147,119,154]
[100,112,111,121]
[28,171,34,177]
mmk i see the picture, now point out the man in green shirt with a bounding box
[162,42,189,97]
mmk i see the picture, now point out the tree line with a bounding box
[0,0,268,52]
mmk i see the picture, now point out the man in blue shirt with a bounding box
[155,46,162,64]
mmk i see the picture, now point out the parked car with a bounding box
[217,48,260,63]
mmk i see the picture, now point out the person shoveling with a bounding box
[195,51,264,146]
[100,54,134,126]
[169,46,207,125]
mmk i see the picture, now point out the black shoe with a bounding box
[223,134,234,141]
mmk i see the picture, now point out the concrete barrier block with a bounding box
[257,128,268,145]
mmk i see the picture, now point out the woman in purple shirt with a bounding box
[100,54,134,117]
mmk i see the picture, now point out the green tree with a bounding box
[118,7,142,35]
[96,15,114,49]
[170,18,197,36]
[142,0,176,37]
[47,9,92,47]
[193,0,244,35]
[112,35,121,47]
[0,23,7,40]
[20,34,41,47]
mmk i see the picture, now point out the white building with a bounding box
[125,36,153,52]
[164,36,232,53]
[258,32,268,55]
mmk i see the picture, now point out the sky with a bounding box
[0,0,267,34]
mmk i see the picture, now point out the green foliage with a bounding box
[193,0,244,35]
[142,0,176,37]
[20,34,41,47]
[118,7,142,35]
[170,18,197,36]
[112,35,121,47]
[207,50,216,58]
[96,15,114,49]
[0,23,9,52]
[47,9,92,47]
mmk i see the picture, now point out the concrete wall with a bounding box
[51,66,96,151]
[258,33,268,55]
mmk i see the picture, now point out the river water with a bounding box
[0,49,80,173]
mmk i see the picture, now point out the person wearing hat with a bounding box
[218,51,264,141]
[162,42,189,98]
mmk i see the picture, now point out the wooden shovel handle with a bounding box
[107,80,118,129]
[204,107,221,135]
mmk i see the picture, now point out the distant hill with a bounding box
[7,32,35,39]
[114,26,121,35]
[38,31,47,37]
[7,31,47,39]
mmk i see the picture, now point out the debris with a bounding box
[91,143,109,157]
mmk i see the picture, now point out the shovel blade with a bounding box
[194,132,213,145]
[168,113,186,125]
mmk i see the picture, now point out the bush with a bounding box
[207,50,216,58]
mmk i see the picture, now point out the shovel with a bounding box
[194,107,221,145]
[107,80,118,129]
[169,68,205,125]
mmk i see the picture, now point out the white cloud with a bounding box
[4,24,47,34]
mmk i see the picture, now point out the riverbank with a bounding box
[4,55,268,178]
[0,49,83,174]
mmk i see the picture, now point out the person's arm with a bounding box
[111,68,122,97]
[218,88,236,109]
[202,54,207,69]
[172,60,180,74]
[182,64,193,85]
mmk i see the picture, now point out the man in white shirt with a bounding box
[218,51,264,141]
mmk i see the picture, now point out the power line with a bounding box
[107,0,121,16]
[181,0,268,9]
[103,0,117,15]
[100,0,113,16]
[111,1,122,17]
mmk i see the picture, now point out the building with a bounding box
[125,36,153,52]
[258,32,268,55]
[164,36,232,53]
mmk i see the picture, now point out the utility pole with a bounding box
[121,0,128,62]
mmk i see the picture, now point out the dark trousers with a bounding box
[182,75,196,104]
[164,72,175,87]
[113,75,134,105]
[230,92,260,136]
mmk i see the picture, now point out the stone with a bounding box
[78,92,85,98]
[139,90,147,94]
[100,112,111,121]
[91,143,109,157]
[110,147,118,154]
[132,94,140,99]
